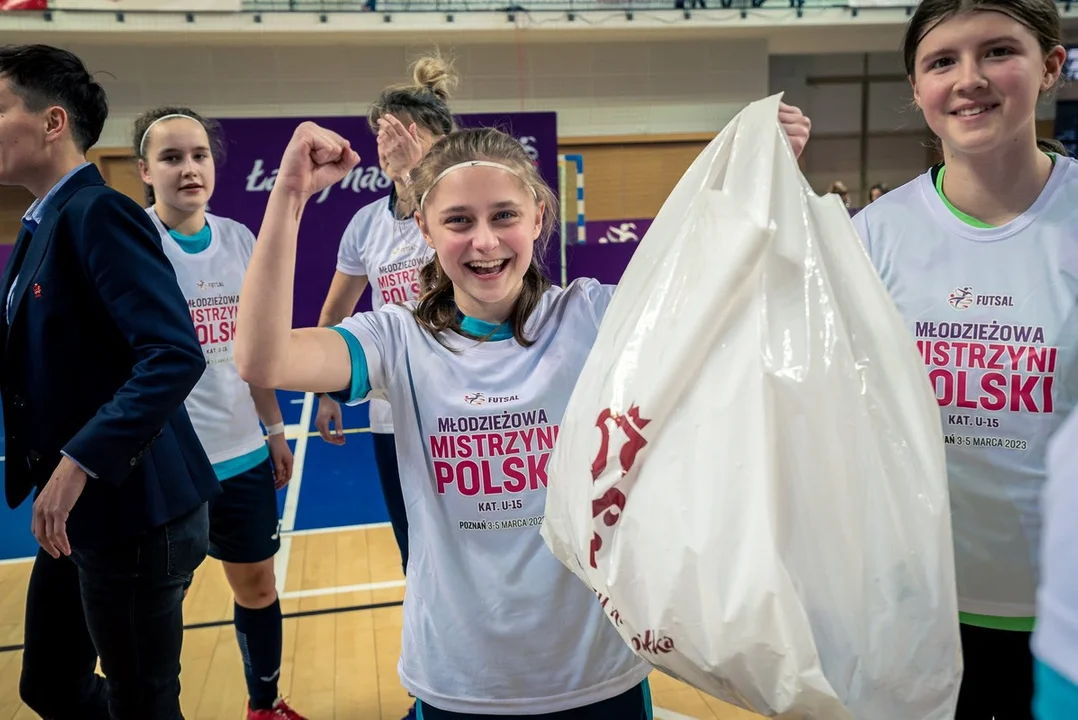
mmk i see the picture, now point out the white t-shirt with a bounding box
[336,194,433,434]
[853,157,1078,619]
[150,208,266,466]
[334,278,651,715]
[1033,406,1078,686]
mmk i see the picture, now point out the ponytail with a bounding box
[1037,137,1069,156]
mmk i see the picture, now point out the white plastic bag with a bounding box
[541,93,962,719]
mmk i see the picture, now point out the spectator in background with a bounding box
[828,179,850,204]
[869,183,889,202]
[828,180,856,216]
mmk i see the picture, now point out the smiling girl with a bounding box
[852,1,1078,716]
[234,109,810,716]
[133,107,305,720]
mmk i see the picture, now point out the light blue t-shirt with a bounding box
[325,279,651,715]
[161,218,268,482]
[853,156,1078,624]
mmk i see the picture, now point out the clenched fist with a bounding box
[778,102,812,159]
[273,121,362,200]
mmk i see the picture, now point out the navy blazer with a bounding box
[0,164,220,547]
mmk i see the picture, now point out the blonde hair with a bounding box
[367,52,458,137]
[408,127,558,348]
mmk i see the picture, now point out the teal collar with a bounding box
[165,222,211,254]
[458,312,513,341]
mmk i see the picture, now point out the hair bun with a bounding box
[411,53,458,102]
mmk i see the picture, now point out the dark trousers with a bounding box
[372,431,409,575]
[956,622,1035,719]
[19,502,209,720]
[416,679,652,719]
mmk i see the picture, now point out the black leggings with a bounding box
[956,622,1034,719]
[416,679,652,719]
[372,431,409,575]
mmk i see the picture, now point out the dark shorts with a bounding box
[207,457,281,565]
[956,622,1034,720]
[416,679,652,719]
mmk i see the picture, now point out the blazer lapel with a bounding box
[3,164,102,346]
[6,211,58,344]
[0,224,32,351]
[1,224,30,305]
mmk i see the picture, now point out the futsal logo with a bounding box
[463,391,520,406]
[390,242,418,258]
[947,286,1015,310]
[948,286,974,310]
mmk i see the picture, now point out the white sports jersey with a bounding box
[853,157,1078,618]
[337,195,433,434]
[149,208,266,466]
[1033,407,1078,686]
[335,278,651,714]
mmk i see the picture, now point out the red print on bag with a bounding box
[591,405,651,480]
[595,588,677,656]
[32,283,41,298]
[631,629,676,655]
[589,404,651,568]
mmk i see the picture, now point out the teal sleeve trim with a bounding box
[214,444,270,481]
[327,326,371,404]
[1035,659,1078,719]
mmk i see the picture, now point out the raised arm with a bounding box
[235,122,362,394]
[313,270,369,444]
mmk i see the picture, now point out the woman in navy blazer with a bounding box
[0,44,219,719]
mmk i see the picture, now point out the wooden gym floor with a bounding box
[0,392,761,720]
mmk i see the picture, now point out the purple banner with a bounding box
[210,112,558,328]
[584,217,652,247]
[559,218,652,285]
